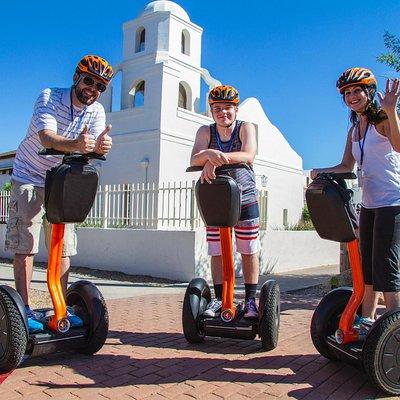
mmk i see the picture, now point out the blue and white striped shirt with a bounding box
[12,87,106,187]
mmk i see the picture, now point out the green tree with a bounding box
[377,31,400,72]
[1,181,12,191]
[302,204,312,223]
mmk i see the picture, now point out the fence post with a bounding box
[340,243,350,272]
[189,180,195,230]
[144,181,148,229]
[103,185,109,229]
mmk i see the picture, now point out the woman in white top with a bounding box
[311,67,400,324]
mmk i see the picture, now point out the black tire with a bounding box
[363,309,400,395]
[182,278,211,343]
[66,281,109,355]
[0,289,27,372]
[310,287,357,361]
[258,280,280,350]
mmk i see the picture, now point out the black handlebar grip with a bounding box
[38,148,106,161]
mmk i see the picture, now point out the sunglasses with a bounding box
[80,75,107,93]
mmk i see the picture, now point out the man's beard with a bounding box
[74,86,96,106]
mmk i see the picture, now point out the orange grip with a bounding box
[339,239,365,344]
[220,227,236,316]
[47,224,68,332]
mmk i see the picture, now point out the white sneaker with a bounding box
[203,299,222,318]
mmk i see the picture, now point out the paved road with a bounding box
[0,291,391,399]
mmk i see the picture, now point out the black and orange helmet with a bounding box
[208,85,240,105]
[336,67,377,94]
[76,55,114,84]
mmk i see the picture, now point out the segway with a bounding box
[182,164,280,350]
[306,172,400,395]
[0,149,108,372]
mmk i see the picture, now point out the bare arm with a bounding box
[310,128,356,179]
[383,114,400,152]
[378,79,400,152]
[190,125,230,166]
[38,125,96,153]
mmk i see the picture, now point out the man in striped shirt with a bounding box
[190,85,260,319]
[5,55,114,332]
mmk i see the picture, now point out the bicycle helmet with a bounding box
[208,85,240,105]
[336,67,377,94]
[76,55,114,84]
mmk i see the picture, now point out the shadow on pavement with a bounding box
[28,350,379,399]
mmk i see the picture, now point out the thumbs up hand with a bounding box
[75,125,96,153]
[94,124,113,155]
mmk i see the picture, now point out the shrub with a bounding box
[284,220,315,231]
[1,181,11,192]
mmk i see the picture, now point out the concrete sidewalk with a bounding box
[0,262,339,299]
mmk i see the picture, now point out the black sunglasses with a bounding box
[81,75,107,93]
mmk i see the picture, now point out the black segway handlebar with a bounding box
[186,163,250,173]
[313,172,357,191]
[38,148,106,161]
[316,172,356,180]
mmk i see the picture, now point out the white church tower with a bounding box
[100,1,209,185]
[98,0,305,228]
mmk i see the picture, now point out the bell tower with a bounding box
[98,1,207,185]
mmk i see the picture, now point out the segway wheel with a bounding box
[0,289,27,372]
[311,287,356,360]
[363,310,400,395]
[258,280,280,350]
[66,280,109,355]
[182,278,211,343]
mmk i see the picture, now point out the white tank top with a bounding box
[352,123,400,208]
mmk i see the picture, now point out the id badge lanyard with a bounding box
[357,122,369,187]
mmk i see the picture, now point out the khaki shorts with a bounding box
[5,180,77,256]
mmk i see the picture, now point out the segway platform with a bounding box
[202,305,258,340]
[326,335,363,366]
[28,327,87,357]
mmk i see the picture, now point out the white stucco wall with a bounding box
[259,230,339,274]
[98,131,160,185]
[238,98,304,228]
[0,225,339,282]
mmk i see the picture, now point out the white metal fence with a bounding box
[0,182,268,230]
[0,191,10,224]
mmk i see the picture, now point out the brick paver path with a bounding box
[0,293,393,399]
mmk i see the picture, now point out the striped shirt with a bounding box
[12,87,106,187]
[209,121,259,220]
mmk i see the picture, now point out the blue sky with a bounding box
[1,0,398,169]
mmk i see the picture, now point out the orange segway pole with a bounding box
[336,239,365,344]
[47,223,70,333]
[220,227,236,322]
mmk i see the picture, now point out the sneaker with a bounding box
[25,306,44,333]
[203,299,222,318]
[244,298,259,319]
[359,317,374,339]
[66,306,83,328]
[354,316,374,339]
